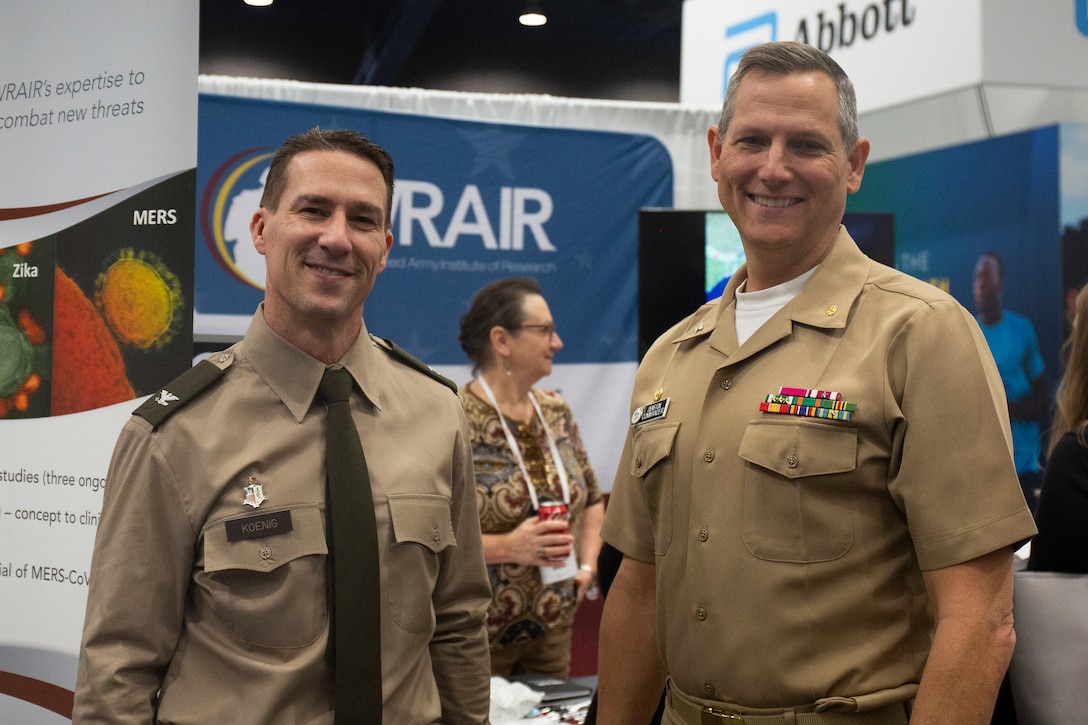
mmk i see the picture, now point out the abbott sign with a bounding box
[681,0,1088,113]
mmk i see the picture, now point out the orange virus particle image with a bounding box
[94,248,184,350]
[52,267,135,416]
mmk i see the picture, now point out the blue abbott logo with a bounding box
[1079,0,1088,37]
[725,13,778,96]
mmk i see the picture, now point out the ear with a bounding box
[250,208,269,256]
[707,125,724,182]
[846,137,870,194]
[377,230,394,272]
[489,325,512,358]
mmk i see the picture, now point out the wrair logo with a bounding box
[1078,0,1088,37]
[201,150,558,291]
[200,147,276,290]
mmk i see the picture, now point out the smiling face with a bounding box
[251,149,394,351]
[708,70,869,290]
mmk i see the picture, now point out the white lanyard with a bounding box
[475,376,571,511]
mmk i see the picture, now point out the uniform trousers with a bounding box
[489,622,573,679]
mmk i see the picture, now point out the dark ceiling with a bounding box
[199,0,684,102]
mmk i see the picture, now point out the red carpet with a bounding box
[570,590,604,677]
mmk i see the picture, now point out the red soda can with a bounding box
[538,501,568,523]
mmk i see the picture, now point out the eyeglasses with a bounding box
[515,323,558,338]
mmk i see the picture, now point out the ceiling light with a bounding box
[519,0,547,27]
[244,0,273,7]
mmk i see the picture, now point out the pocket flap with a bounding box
[739,420,857,479]
[630,422,681,478]
[388,494,455,552]
[204,504,327,573]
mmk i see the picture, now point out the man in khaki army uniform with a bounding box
[597,42,1037,725]
[73,129,492,724]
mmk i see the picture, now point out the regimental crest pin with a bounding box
[154,389,180,406]
[243,477,267,508]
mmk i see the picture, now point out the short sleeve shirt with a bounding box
[602,229,1037,709]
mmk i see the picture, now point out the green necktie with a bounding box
[318,368,382,722]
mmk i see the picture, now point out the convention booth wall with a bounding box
[196,76,726,491]
[849,123,1088,397]
[195,76,1088,502]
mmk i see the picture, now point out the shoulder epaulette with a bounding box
[133,352,234,428]
[375,336,458,394]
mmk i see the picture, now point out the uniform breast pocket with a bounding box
[201,504,328,649]
[386,493,455,633]
[738,419,857,563]
[630,421,680,555]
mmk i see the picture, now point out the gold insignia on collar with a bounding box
[825,305,838,316]
[654,387,664,402]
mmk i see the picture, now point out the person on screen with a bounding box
[974,251,1049,511]
[72,128,491,724]
[457,276,605,678]
[596,41,1036,725]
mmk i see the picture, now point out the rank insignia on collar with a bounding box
[154,389,180,406]
[243,477,268,508]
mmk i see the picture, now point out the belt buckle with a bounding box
[703,705,744,722]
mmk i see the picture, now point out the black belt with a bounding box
[667,683,910,725]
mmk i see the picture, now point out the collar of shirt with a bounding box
[242,304,385,421]
[667,226,872,363]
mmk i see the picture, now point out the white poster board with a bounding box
[0,2,197,720]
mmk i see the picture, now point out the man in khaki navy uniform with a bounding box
[597,42,1038,725]
[73,129,492,724]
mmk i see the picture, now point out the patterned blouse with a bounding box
[458,385,603,650]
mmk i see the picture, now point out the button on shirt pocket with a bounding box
[387,493,455,633]
[201,503,328,649]
[738,419,857,563]
[630,421,681,555]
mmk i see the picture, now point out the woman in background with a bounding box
[1028,283,1088,573]
[458,277,604,678]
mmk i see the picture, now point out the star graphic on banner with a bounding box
[456,126,521,179]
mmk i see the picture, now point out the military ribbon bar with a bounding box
[778,387,841,400]
[764,394,857,411]
[759,401,854,421]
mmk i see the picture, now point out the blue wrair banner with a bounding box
[195,95,674,365]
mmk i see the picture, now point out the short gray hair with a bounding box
[717,41,859,153]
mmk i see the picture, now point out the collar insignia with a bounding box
[154,389,180,406]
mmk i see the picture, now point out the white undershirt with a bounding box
[734,266,818,346]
